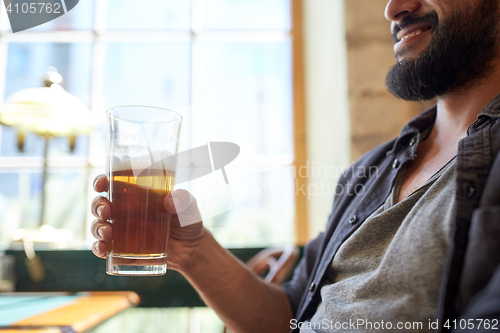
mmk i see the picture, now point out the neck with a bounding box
[433,61,500,143]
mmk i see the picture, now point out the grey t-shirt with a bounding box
[301,157,457,332]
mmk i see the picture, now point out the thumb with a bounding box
[164,189,203,227]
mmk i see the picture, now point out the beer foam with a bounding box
[111,153,177,173]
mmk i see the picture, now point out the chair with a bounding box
[223,245,299,333]
[246,245,300,284]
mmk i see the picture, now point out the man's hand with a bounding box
[90,174,292,333]
[90,174,205,271]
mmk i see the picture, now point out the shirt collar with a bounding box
[478,93,500,118]
[386,92,500,155]
[386,106,437,156]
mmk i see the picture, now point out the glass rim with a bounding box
[106,105,183,124]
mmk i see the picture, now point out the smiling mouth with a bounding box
[396,25,432,43]
[400,28,424,41]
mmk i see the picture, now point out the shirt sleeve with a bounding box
[282,232,325,316]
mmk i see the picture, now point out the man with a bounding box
[91,0,500,331]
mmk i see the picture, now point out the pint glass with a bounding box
[105,106,182,276]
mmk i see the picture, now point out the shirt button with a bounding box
[409,137,416,146]
[392,159,400,168]
[349,215,358,224]
[467,184,475,198]
[309,282,316,292]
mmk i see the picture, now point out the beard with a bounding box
[385,0,500,101]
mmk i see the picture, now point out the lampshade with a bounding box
[0,84,94,137]
[1,76,94,252]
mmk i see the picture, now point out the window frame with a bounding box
[0,0,309,247]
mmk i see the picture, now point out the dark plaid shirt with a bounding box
[284,94,500,332]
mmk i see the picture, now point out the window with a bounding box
[0,0,306,249]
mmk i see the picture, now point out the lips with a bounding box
[396,23,432,43]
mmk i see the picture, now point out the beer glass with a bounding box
[105,105,182,276]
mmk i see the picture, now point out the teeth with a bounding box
[401,29,423,41]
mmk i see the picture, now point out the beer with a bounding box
[109,168,175,258]
[105,105,182,275]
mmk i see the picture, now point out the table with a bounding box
[0,291,139,332]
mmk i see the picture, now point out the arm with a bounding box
[180,229,293,333]
[90,175,293,333]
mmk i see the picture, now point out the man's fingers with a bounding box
[91,219,112,241]
[91,197,111,220]
[92,241,108,258]
[91,175,110,259]
[93,174,109,193]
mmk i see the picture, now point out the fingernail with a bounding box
[93,177,99,189]
[96,205,103,217]
[93,241,99,252]
[97,225,106,238]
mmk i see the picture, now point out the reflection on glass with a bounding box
[29,0,95,31]
[103,42,191,109]
[203,0,291,30]
[106,0,190,30]
[207,166,295,248]
[201,41,293,157]
[2,43,92,157]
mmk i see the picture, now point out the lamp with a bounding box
[0,67,94,247]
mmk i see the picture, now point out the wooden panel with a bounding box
[292,0,309,245]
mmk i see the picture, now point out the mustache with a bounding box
[392,11,439,43]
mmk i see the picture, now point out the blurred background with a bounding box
[0,0,430,331]
[0,0,299,250]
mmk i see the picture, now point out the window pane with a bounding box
[5,43,92,104]
[103,42,191,110]
[43,168,88,241]
[106,0,190,30]
[29,0,95,31]
[0,172,27,247]
[200,41,293,157]
[206,166,295,248]
[0,127,88,157]
[202,0,291,30]
[2,42,92,157]
[0,169,88,246]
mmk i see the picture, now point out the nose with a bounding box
[385,0,422,22]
